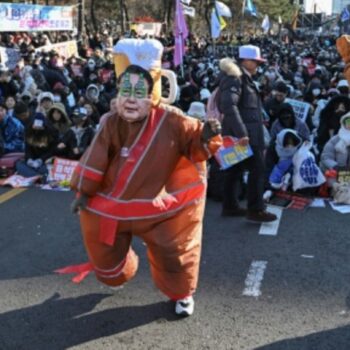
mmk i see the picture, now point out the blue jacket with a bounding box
[0,114,25,153]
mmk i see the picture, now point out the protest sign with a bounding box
[130,22,162,36]
[0,3,74,32]
[0,175,41,188]
[50,157,78,183]
[36,40,78,59]
[337,167,350,184]
[0,47,21,69]
[215,136,253,170]
[285,98,311,122]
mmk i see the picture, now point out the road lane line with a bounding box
[242,260,267,297]
[259,205,283,236]
[0,189,26,205]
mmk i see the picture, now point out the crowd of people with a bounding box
[0,29,349,205]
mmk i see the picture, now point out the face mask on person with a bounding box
[312,88,321,97]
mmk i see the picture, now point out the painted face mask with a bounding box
[116,73,151,123]
[119,73,147,99]
[343,117,350,130]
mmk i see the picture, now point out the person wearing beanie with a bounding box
[14,101,32,126]
[187,101,206,122]
[16,112,58,179]
[270,103,310,142]
[264,81,289,127]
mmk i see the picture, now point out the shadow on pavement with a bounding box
[254,325,350,350]
[0,293,179,350]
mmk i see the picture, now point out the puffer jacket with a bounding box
[217,58,265,149]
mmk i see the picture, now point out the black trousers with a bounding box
[222,146,265,212]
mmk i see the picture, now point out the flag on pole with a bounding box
[211,4,227,39]
[174,0,189,67]
[215,1,232,18]
[182,4,196,17]
[341,7,350,23]
[245,0,257,17]
[261,15,270,33]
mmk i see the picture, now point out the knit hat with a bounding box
[187,102,206,121]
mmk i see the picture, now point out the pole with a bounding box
[240,0,246,39]
[77,0,84,37]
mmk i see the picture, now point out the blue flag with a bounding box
[245,0,257,17]
[341,7,350,23]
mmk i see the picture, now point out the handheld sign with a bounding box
[215,136,253,170]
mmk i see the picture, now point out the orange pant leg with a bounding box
[137,202,205,300]
[80,210,139,287]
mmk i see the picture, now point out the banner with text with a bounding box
[0,3,74,32]
[35,40,78,59]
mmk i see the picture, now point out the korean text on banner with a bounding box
[51,158,78,183]
[285,98,311,123]
[215,136,253,170]
[35,41,78,59]
[0,3,74,32]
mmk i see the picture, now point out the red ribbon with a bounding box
[54,262,93,283]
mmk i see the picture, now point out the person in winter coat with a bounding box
[67,107,95,159]
[270,103,310,142]
[320,113,350,172]
[16,113,58,178]
[217,46,277,222]
[317,95,350,154]
[47,103,76,159]
[0,102,24,154]
[268,129,302,189]
[263,81,289,128]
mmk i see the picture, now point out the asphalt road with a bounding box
[0,188,350,350]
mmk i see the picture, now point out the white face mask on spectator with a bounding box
[312,88,321,97]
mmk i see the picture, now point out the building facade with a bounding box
[332,0,350,14]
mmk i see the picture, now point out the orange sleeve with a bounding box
[178,115,223,163]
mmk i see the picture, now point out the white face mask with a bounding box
[312,88,321,97]
[53,95,61,102]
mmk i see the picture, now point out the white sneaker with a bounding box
[175,296,194,316]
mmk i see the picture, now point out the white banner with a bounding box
[35,40,78,59]
[182,5,196,17]
[0,3,74,32]
[130,23,162,37]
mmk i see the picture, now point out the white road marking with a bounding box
[259,205,283,236]
[242,260,268,297]
[301,254,314,259]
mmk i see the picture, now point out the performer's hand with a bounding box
[238,136,249,146]
[71,194,89,214]
[201,118,222,142]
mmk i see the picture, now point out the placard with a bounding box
[50,157,78,183]
[285,98,311,122]
[215,136,253,170]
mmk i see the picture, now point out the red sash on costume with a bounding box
[89,107,167,246]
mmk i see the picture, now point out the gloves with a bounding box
[201,119,222,143]
[71,194,89,214]
[32,159,43,169]
[27,158,43,169]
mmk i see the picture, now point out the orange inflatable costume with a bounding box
[57,40,222,313]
